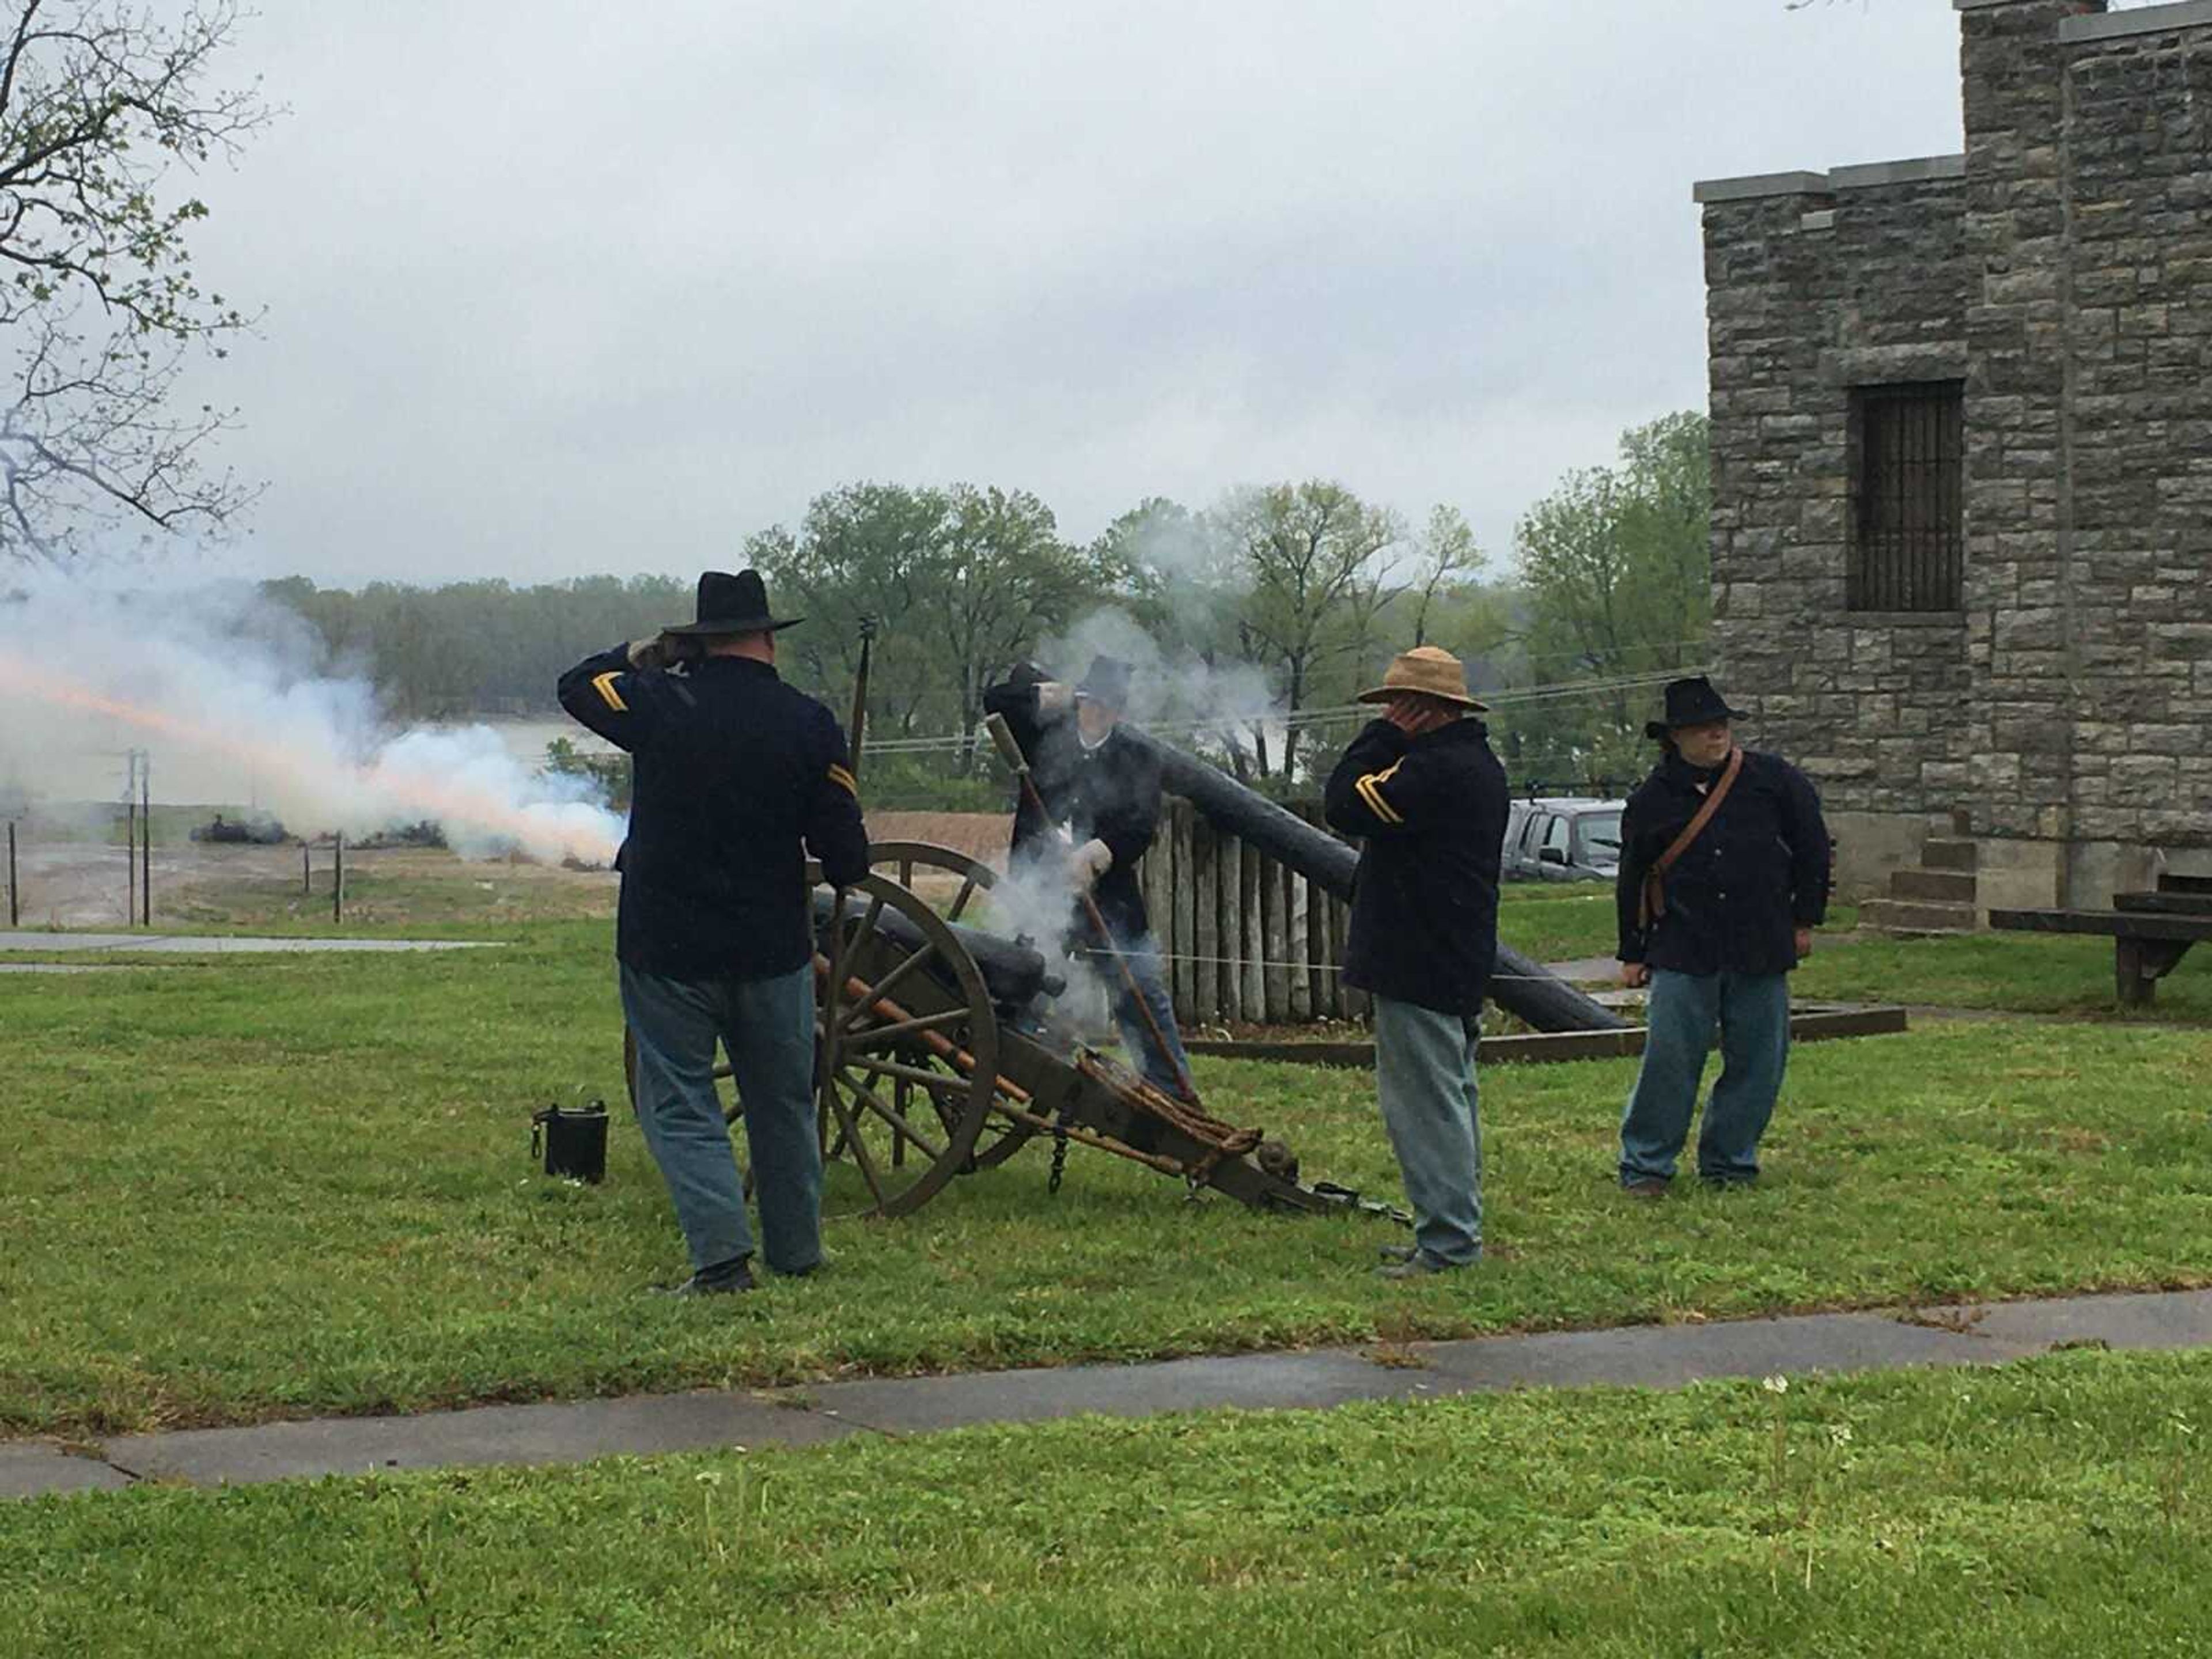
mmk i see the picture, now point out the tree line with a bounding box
[263,411,1712,804]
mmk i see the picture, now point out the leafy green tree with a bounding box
[1509,410,1711,783]
[0,1,273,560]
[1213,480,1404,779]
[926,483,1103,756]
[751,482,950,737]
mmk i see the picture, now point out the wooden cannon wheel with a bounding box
[621,841,1038,1215]
[814,849,1002,1218]
[858,842,1039,1175]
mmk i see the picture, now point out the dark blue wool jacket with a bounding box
[1324,718,1508,1016]
[559,646,869,980]
[1615,748,1831,978]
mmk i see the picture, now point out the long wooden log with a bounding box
[1117,725,1628,1033]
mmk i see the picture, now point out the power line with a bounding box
[857,665,1711,756]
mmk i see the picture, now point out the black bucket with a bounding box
[532,1100,608,1184]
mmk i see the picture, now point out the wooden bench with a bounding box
[1988,874,2212,1007]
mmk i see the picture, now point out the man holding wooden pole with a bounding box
[983,657,1194,1100]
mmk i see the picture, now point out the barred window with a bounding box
[1851,381,1963,612]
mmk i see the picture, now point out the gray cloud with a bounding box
[174,0,1966,585]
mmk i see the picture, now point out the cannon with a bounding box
[627,841,1393,1222]
[1118,725,1629,1034]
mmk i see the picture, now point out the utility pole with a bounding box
[139,752,151,928]
[124,752,138,928]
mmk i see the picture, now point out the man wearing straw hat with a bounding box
[559,569,870,1296]
[1324,645,1508,1279]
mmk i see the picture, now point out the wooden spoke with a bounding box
[805,847,1010,1218]
[839,942,938,1035]
[823,1082,887,1204]
[844,1053,975,1096]
[843,1006,969,1050]
[948,874,980,922]
[836,1071,949,1164]
[852,891,886,955]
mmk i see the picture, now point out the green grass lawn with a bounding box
[5,920,2209,1439]
[1495,880,1862,968]
[1795,929,2212,1022]
[5,1350,2207,1657]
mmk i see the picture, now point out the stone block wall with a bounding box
[1699,0,2212,903]
[1700,168,1976,824]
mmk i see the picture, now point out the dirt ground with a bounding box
[2,815,1013,931]
[864,813,1012,870]
[5,838,618,931]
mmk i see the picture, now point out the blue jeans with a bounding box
[620,960,822,1275]
[1620,968,1791,1186]
[1373,996,1482,1267]
[1108,933,1193,1099]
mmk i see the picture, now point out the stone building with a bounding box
[1694,0,2211,925]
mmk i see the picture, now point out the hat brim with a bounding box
[661,613,804,637]
[1647,704,1749,740]
[1357,684,1488,712]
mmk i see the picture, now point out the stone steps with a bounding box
[1858,897,1980,935]
[1921,837,1980,872]
[1891,867,1979,903]
[1861,809,1984,937]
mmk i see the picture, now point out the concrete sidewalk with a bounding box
[0,932,493,955]
[6,1286,2207,1502]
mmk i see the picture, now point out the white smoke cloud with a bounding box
[1033,605,1279,751]
[0,563,624,865]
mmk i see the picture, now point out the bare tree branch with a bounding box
[0,0,272,562]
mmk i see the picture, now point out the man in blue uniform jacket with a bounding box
[559,569,869,1295]
[1614,676,1831,1194]
[981,656,1192,1098]
[1324,645,1508,1279]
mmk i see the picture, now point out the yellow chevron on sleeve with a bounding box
[827,763,858,797]
[1355,759,1406,825]
[590,671,628,713]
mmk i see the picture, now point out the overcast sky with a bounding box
[177,1,1982,588]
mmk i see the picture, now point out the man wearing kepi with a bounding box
[1615,675,1831,1195]
[1323,646,1507,1279]
[982,656,1192,1099]
[558,570,869,1295]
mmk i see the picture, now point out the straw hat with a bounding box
[1355,645,1488,711]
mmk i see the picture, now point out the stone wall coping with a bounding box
[1830,154,1968,190]
[1692,169,1835,204]
[1841,610,1971,628]
[2061,1,2212,41]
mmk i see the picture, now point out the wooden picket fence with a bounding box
[1135,798,1365,1028]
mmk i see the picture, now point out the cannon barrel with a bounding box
[814,889,1060,1009]
[1118,725,1629,1034]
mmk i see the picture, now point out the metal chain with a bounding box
[1047,1119,1070,1196]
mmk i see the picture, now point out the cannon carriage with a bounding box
[627,839,1347,1219]
[620,646,1625,1222]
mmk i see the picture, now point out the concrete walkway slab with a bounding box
[9,1287,2210,1502]
[103,1391,855,1488]
[813,1349,1424,1435]
[1967,1287,2212,1352]
[1,1444,131,1499]
[0,933,493,955]
[1408,1309,2034,1396]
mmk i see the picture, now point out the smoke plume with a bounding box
[0,564,624,865]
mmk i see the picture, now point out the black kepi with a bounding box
[1075,654,1134,710]
[1645,675,1748,740]
[662,569,804,637]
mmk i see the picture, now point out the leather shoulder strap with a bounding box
[1638,747,1744,930]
